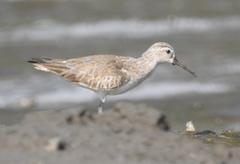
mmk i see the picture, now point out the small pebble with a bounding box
[186,121,196,132]
[45,137,67,152]
[78,110,87,118]
[66,115,74,124]
[156,115,170,131]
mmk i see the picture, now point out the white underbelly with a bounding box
[107,74,150,95]
[110,81,140,95]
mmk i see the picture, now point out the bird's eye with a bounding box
[166,49,171,54]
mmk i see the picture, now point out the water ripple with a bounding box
[0,17,240,42]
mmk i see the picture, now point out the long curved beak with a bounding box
[172,58,197,77]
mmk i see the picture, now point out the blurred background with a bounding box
[0,0,240,130]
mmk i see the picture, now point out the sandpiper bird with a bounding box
[28,42,196,114]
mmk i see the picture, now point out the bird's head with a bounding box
[144,42,197,77]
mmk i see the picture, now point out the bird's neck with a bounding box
[141,50,159,68]
[131,53,158,79]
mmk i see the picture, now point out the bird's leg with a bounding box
[98,94,106,114]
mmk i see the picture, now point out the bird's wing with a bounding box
[28,55,130,91]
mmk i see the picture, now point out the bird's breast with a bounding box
[107,72,151,95]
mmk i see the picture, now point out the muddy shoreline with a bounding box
[0,102,239,164]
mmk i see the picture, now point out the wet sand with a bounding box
[0,102,239,164]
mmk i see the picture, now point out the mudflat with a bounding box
[0,102,239,164]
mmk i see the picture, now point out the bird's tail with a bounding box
[28,57,68,74]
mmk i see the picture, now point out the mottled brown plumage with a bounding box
[28,42,196,113]
[29,55,132,92]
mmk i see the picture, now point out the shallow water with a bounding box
[0,0,240,130]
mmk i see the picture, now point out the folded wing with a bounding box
[28,55,130,92]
